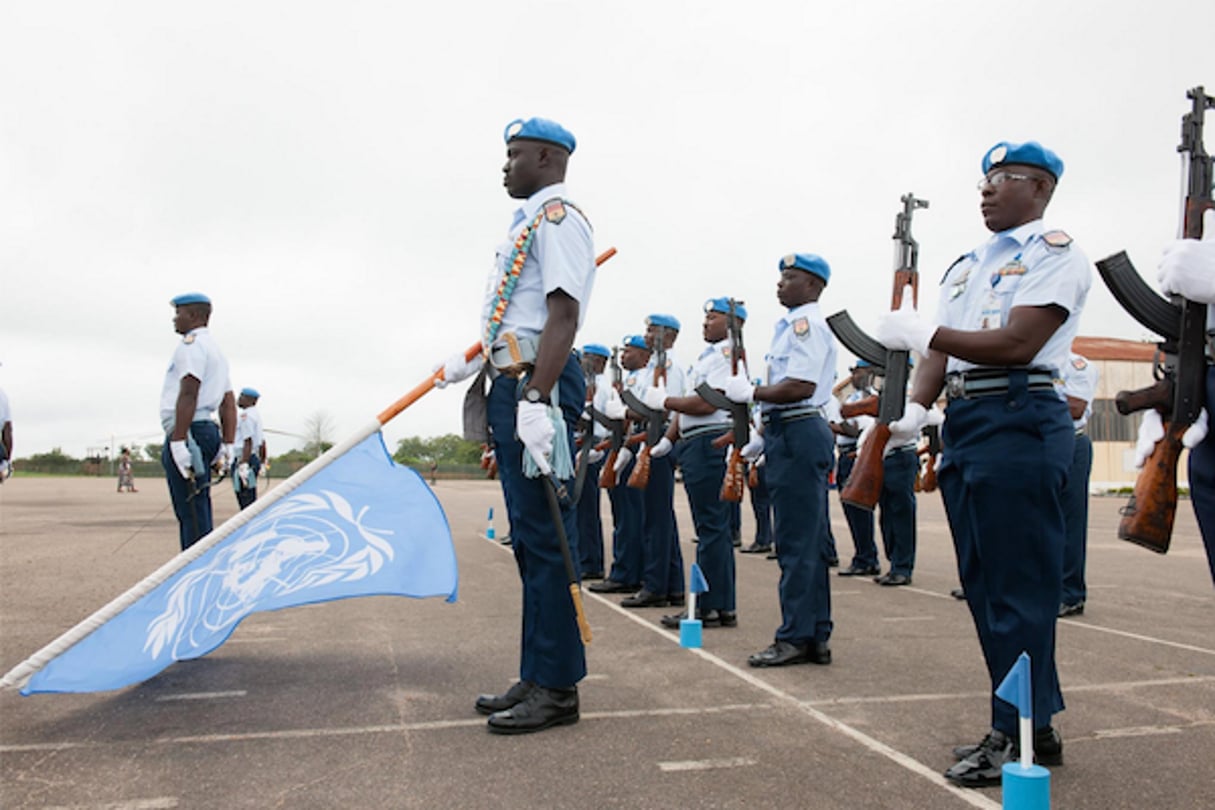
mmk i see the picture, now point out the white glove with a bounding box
[516,401,555,472]
[1157,211,1215,303]
[237,462,252,486]
[642,384,668,411]
[433,351,484,389]
[876,285,937,355]
[754,453,766,468]
[1134,409,1165,468]
[739,434,764,462]
[724,373,755,404]
[602,389,627,421]
[0,459,10,481]
[587,448,605,464]
[213,442,236,475]
[925,405,945,427]
[651,436,673,458]
[1183,408,1209,449]
[614,446,634,472]
[170,440,193,479]
[888,402,929,443]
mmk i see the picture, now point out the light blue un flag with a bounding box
[22,433,458,695]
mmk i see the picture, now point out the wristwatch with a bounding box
[524,387,550,405]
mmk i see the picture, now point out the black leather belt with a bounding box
[761,405,823,425]
[945,368,1056,400]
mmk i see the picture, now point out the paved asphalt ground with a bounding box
[1,475,1212,809]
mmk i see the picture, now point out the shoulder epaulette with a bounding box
[1042,230,1072,248]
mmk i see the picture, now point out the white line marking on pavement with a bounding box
[881,615,936,622]
[805,675,1215,707]
[154,691,247,702]
[0,704,770,753]
[1091,725,1185,740]
[582,588,1002,810]
[40,799,178,810]
[224,637,286,644]
[658,756,756,772]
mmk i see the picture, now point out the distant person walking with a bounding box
[0,382,12,482]
[117,448,138,492]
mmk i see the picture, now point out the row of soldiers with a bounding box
[435,117,1213,795]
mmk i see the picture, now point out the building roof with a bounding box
[1073,336,1159,362]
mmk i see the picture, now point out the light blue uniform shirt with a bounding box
[936,219,1091,378]
[646,350,688,398]
[159,327,232,429]
[1060,353,1100,430]
[682,340,733,431]
[481,182,595,339]
[761,301,837,413]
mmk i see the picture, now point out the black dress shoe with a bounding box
[486,686,579,735]
[740,542,773,554]
[950,587,966,600]
[946,727,1063,786]
[660,609,737,628]
[475,680,534,716]
[581,570,605,580]
[766,550,779,560]
[1058,601,1085,617]
[953,726,1063,766]
[876,572,912,586]
[620,588,669,608]
[826,557,840,568]
[838,564,880,577]
[747,639,830,667]
[588,579,638,594]
[668,593,686,607]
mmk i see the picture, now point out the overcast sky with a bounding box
[1,1,1209,459]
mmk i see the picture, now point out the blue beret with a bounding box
[646,313,681,331]
[504,117,576,154]
[703,297,747,322]
[240,387,261,399]
[622,334,650,350]
[778,253,831,283]
[982,140,1064,180]
[582,344,610,358]
[170,292,211,306]
[852,359,872,369]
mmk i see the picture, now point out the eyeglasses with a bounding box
[977,170,1035,190]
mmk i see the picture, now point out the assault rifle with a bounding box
[695,299,750,501]
[623,326,668,489]
[1096,85,1214,553]
[916,423,940,493]
[827,193,930,510]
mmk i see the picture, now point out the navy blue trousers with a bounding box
[606,455,644,586]
[1060,433,1093,605]
[879,447,918,577]
[577,458,605,575]
[640,452,684,597]
[680,432,735,611]
[750,463,773,547]
[765,414,833,644]
[488,356,586,689]
[1191,365,1215,586]
[939,376,1071,735]
[161,420,220,551]
[837,450,877,568]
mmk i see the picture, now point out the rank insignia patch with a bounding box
[1042,230,1072,248]
[544,199,567,224]
[1071,356,1087,370]
[793,317,810,338]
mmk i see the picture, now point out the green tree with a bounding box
[302,411,336,458]
[144,443,163,461]
[393,434,481,466]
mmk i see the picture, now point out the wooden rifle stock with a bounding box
[1118,420,1186,553]
[1115,378,1172,416]
[917,446,938,493]
[841,395,879,419]
[840,423,890,511]
[720,447,746,502]
[598,448,619,488]
[627,445,651,489]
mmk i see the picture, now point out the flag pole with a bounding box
[1,247,617,692]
